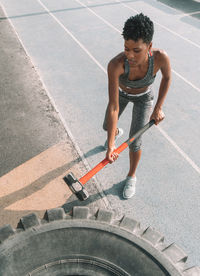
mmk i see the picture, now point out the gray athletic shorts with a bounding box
[103,88,154,152]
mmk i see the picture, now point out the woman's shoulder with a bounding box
[108,52,126,75]
[109,52,126,66]
[152,48,170,70]
[152,48,169,61]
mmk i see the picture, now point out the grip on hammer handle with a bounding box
[79,120,155,185]
[79,142,128,185]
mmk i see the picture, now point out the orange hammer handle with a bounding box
[79,158,109,185]
[79,142,129,185]
[79,120,155,185]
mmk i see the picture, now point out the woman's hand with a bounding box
[106,146,119,163]
[150,107,165,125]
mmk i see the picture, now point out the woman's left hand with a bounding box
[150,107,165,125]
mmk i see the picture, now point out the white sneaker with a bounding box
[104,128,124,150]
[123,176,136,199]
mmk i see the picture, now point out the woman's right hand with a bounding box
[106,146,119,163]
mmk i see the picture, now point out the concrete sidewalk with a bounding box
[0,5,107,228]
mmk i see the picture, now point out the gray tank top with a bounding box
[119,53,156,89]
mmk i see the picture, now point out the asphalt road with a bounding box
[0,3,107,228]
[0,0,200,268]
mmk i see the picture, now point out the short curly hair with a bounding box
[122,13,154,44]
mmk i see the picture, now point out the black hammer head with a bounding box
[63,172,89,201]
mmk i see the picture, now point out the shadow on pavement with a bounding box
[0,144,105,210]
[62,180,127,214]
[0,144,107,227]
[84,145,105,159]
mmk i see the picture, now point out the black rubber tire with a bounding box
[0,207,199,276]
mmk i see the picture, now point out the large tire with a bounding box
[0,207,199,276]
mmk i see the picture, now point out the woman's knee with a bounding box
[129,138,142,152]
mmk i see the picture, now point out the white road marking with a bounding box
[76,0,120,33]
[158,126,200,174]
[172,69,200,93]
[180,11,200,17]
[37,0,107,73]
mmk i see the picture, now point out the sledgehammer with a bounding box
[63,119,155,201]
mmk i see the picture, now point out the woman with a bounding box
[103,13,171,199]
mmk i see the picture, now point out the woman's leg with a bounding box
[128,96,153,177]
[123,95,153,198]
[128,150,142,177]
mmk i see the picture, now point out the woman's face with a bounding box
[124,39,152,67]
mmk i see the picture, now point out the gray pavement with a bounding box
[0,0,200,268]
[0,4,65,177]
[0,4,107,228]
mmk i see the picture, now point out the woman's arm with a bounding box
[150,51,171,124]
[106,59,121,162]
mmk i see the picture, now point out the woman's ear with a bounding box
[148,42,153,51]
